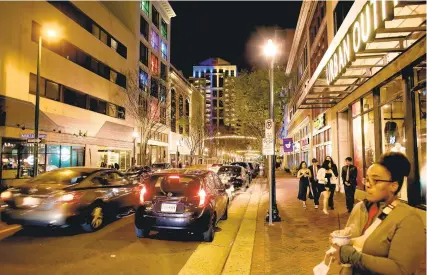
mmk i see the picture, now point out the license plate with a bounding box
[161,203,177,213]
[22,197,40,206]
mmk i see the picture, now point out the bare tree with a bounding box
[179,115,205,165]
[119,69,170,166]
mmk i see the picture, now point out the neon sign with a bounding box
[326,0,399,85]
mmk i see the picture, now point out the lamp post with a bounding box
[132,131,139,166]
[176,140,181,168]
[263,39,281,224]
[34,25,60,177]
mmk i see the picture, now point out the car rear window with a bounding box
[218,167,241,173]
[146,175,201,196]
[231,162,247,168]
[26,169,90,185]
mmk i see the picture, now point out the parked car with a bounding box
[208,164,222,174]
[0,168,140,232]
[230,162,254,182]
[217,165,249,189]
[151,163,172,172]
[134,169,229,242]
[125,166,152,183]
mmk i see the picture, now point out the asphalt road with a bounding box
[0,187,254,275]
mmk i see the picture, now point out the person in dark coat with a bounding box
[308,158,321,209]
[325,156,339,209]
[297,161,312,208]
[341,157,358,213]
[114,163,119,170]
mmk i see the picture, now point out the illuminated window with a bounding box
[151,53,159,75]
[161,40,167,60]
[140,0,149,16]
[139,69,149,92]
[160,19,168,38]
[150,29,159,51]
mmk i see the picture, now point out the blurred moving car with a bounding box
[208,164,222,174]
[125,166,152,183]
[230,162,254,182]
[134,169,229,242]
[217,165,249,189]
[1,168,140,232]
[151,163,172,172]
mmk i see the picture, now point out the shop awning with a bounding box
[298,0,426,109]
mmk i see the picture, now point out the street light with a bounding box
[132,131,139,166]
[176,140,181,168]
[263,39,281,224]
[34,24,61,177]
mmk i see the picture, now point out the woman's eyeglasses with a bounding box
[364,177,395,186]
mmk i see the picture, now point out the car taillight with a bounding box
[57,192,81,203]
[139,185,147,204]
[198,188,206,206]
[1,191,12,201]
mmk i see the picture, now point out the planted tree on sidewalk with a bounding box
[119,68,170,165]
[178,114,205,165]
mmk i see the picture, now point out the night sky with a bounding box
[169,1,302,77]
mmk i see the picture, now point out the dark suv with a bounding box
[134,169,229,242]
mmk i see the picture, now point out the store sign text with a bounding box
[314,114,326,130]
[326,0,399,85]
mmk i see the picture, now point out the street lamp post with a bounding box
[264,39,281,224]
[176,140,181,168]
[34,26,59,177]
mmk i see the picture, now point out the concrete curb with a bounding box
[221,180,263,275]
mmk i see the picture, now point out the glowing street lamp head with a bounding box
[263,39,277,57]
[132,131,139,138]
[41,24,62,41]
[46,29,57,38]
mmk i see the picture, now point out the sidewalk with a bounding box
[250,171,349,275]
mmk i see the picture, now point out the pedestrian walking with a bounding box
[316,160,338,215]
[297,161,312,208]
[325,156,339,210]
[341,157,357,213]
[308,158,321,209]
[328,152,425,275]
[114,163,120,170]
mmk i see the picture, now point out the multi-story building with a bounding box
[190,58,237,132]
[169,65,204,166]
[284,1,426,211]
[0,0,175,186]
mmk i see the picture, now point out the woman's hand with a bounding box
[330,243,342,263]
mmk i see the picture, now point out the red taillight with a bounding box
[198,188,206,206]
[139,185,147,204]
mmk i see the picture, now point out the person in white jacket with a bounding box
[316,160,338,215]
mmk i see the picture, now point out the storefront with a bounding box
[312,113,332,164]
[296,0,426,207]
[1,138,85,180]
[98,148,131,170]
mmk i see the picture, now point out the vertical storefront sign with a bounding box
[283,138,293,153]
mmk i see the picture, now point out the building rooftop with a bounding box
[197,58,232,66]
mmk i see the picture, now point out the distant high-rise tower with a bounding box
[189,58,237,131]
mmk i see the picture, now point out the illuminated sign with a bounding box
[301,138,310,146]
[326,0,399,85]
[314,114,326,130]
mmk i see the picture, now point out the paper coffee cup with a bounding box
[332,232,351,246]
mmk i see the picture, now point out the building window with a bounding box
[152,6,159,28]
[161,40,168,60]
[171,89,176,132]
[151,54,159,75]
[160,19,168,38]
[334,0,354,34]
[49,1,127,58]
[140,16,149,40]
[185,99,190,117]
[151,78,159,98]
[160,106,166,125]
[212,76,218,87]
[140,0,149,16]
[160,62,167,81]
[159,84,167,103]
[150,29,159,51]
[29,73,125,119]
[140,42,148,66]
[139,69,149,92]
[179,95,184,134]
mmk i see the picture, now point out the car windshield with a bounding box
[26,169,91,185]
[231,162,247,168]
[152,164,166,168]
[146,175,201,197]
[218,166,241,173]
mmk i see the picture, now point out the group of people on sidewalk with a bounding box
[297,156,357,215]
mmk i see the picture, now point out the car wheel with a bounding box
[81,203,105,232]
[135,225,150,238]
[221,201,229,220]
[202,213,215,242]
